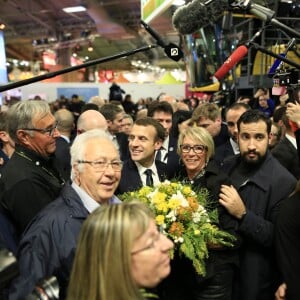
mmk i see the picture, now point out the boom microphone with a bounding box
[214,45,248,80]
[141,20,166,48]
[213,28,264,80]
[172,0,228,35]
[141,20,183,61]
[231,1,300,39]
[172,0,206,35]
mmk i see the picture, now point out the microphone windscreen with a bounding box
[289,120,299,133]
[172,0,206,35]
[214,45,248,80]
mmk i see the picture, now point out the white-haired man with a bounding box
[9,129,122,299]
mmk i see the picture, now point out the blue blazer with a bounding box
[166,135,180,179]
[116,158,167,195]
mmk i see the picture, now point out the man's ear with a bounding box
[215,116,222,124]
[0,131,8,143]
[73,164,79,176]
[73,164,81,184]
[106,119,112,127]
[154,139,163,151]
[16,130,30,145]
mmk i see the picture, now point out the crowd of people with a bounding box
[0,85,300,300]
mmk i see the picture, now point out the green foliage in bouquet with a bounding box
[119,180,236,276]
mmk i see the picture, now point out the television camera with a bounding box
[0,247,59,300]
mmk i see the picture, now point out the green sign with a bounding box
[141,0,173,23]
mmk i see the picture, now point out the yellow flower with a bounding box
[119,180,236,277]
[152,191,166,204]
[182,185,192,196]
[156,201,168,213]
[168,198,181,210]
[156,215,165,225]
[171,182,179,188]
[138,186,152,197]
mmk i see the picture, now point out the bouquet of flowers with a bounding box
[120,180,236,276]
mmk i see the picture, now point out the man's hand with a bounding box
[287,102,300,126]
[275,283,287,300]
[219,185,246,219]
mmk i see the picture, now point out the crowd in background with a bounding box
[0,82,300,300]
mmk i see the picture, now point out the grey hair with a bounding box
[7,100,51,142]
[54,109,74,132]
[70,129,114,180]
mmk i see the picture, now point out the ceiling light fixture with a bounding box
[62,6,86,13]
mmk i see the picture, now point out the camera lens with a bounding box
[27,276,59,300]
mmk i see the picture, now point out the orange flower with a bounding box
[187,196,199,211]
[177,207,192,221]
[168,222,184,236]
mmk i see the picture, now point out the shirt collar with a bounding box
[230,138,240,154]
[162,135,169,150]
[71,182,121,213]
[59,134,70,144]
[135,161,157,175]
[285,133,297,149]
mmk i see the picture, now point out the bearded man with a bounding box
[218,110,296,300]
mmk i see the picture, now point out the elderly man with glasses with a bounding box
[0,100,65,238]
[8,129,122,299]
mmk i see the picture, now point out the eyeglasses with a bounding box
[22,121,59,137]
[131,226,163,255]
[180,144,207,154]
[77,160,123,172]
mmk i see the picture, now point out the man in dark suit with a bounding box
[191,103,230,147]
[147,101,180,178]
[54,109,75,182]
[55,109,107,182]
[272,110,300,179]
[214,103,250,166]
[116,117,167,194]
[219,110,296,300]
[100,103,130,161]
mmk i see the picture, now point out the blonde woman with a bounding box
[160,126,240,300]
[67,202,173,300]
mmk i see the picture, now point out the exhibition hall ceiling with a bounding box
[1,0,299,71]
[1,0,184,70]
